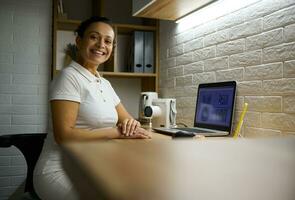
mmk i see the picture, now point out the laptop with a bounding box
[153,81,237,137]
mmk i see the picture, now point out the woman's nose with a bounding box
[95,38,105,47]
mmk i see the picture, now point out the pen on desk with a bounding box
[233,103,248,139]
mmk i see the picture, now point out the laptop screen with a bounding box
[194,81,236,132]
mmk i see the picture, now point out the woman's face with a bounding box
[76,22,115,66]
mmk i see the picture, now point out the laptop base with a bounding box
[153,127,229,137]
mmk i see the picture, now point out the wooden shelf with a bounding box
[56,19,157,32]
[56,19,80,30]
[54,70,157,78]
[100,72,157,78]
[115,24,156,33]
[57,19,81,25]
[52,0,159,92]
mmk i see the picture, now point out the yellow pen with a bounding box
[233,103,248,139]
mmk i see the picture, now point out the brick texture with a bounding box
[284,23,295,42]
[246,28,283,51]
[283,96,295,113]
[159,0,295,137]
[0,0,51,199]
[284,60,295,78]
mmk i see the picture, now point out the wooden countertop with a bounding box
[61,133,295,200]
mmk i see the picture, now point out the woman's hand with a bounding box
[119,127,152,139]
[119,118,141,136]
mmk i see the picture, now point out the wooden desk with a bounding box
[61,133,295,200]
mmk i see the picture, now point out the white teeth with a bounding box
[92,49,104,55]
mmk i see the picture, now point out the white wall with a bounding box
[0,1,143,198]
[0,0,51,199]
[159,0,295,137]
[108,78,141,118]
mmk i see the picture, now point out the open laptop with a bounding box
[153,81,237,137]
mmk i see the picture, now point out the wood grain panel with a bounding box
[133,0,216,20]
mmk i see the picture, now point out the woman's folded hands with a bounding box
[117,118,152,139]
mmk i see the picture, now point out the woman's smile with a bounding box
[76,22,115,71]
[90,48,106,56]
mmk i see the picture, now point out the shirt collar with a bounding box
[70,61,101,83]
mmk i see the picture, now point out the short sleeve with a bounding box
[50,70,81,103]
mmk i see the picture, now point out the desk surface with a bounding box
[61,133,295,200]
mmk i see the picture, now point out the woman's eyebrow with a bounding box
[88,31,113,38]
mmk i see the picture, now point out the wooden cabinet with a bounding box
[132,0,216,21]
[52,0,158,92]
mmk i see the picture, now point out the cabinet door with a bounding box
[132,0,216,20]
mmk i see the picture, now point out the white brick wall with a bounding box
[0,0,51,199]
[159,0,295,137]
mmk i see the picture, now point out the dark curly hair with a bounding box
[75,16,115,40]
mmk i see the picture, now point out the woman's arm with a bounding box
[116,103,141,136]
[51,100,149,144]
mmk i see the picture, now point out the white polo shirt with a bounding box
[35,61,121,174]
[50,61,120,128]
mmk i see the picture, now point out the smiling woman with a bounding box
[75,17,115,73]
[33,16,152,200]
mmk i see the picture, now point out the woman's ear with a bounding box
[75,36,81,50]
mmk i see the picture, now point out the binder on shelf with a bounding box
[132,31,144,73]
[143,31,154,73]
[129,31,155,73]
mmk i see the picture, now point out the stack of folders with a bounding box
[130,31,154,73]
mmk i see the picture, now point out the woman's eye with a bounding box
[105,40,112,45]
[90,35,98,40]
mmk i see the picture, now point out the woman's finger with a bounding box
[122,118,130,135]
[124,119,140,136]
[120,129,152,139]
[125,119,133,136]
[129,120,140,136]
[134,128,152,138]
[138,131,152,139]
